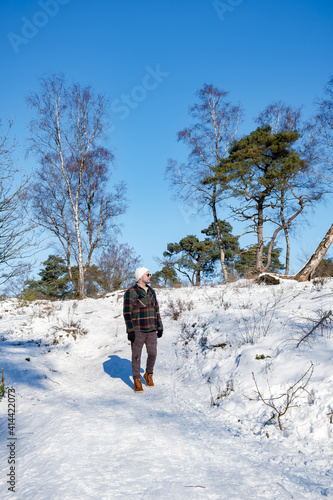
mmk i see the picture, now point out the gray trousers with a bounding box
[131,330,157,379]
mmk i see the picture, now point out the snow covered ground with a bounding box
[0,277,333,499]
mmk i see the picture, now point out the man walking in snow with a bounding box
[123,267,163,392]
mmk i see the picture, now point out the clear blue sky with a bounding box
[1,0,333,278]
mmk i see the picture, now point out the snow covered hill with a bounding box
[0,278,333,499]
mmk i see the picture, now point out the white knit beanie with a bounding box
[135,267,149,281]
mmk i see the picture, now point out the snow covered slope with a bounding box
[0,278,333,499]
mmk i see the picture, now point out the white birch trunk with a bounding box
[294,224,333,281]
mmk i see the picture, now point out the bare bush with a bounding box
[236,290,287,344]
[179,322,196,345]
[49,303,87,343]
[237,306,275,344]
[210,381,234,406]
[312,277,326,291]
[295,309,333,347]
[250,363,314,430]
[203,288,231,310]
[166,297,194,320]
[0,368,4,399]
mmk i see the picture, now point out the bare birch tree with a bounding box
[97,242,141,292]
[166,84,243,283]
[27,74,126,298]
[0,120,32,285]
[293,76,333,280]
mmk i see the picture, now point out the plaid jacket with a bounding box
[123,284,163,334]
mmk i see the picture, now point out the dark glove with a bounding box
[127,332,135,342]
[157,330,163,338]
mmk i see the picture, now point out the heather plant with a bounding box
[166,297,194,320]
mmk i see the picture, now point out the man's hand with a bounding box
[127,332,135,342]
[157,330,163,338]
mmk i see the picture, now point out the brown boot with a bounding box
[144,372,154,387]
[134,378,143,392]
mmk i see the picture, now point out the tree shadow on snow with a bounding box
[103,355,143,390]
[0,338,63,389]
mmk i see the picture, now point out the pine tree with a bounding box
[25,255,71,299]
[235,244,284,277]
[164,235,217,286]
[211,126,313,274]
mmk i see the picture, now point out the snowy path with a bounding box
[0,292,332,499]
